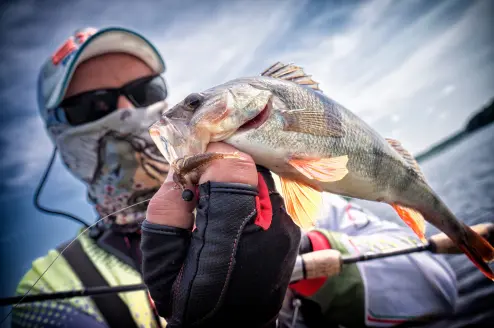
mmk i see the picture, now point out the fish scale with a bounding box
[242,79,400,198]
[150,62,494,281]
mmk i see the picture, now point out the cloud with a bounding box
[0,0,310,191]
[150,0,309,105]
[391,128,401,138]
[271,0,492,125]
[438,112,448,120]
[1,0,493,193]
[0,115,53,187]
[441,84,456,96]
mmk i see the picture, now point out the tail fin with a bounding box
[459,223,494,281]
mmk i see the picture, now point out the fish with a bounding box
[149,61,494,281]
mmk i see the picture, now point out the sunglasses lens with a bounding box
[60,75,168,126]
[63,91,118,126]
[126,75,168,106]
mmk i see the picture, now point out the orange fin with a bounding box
[289,156,349,182]
[459,223,494,280]
[463,223,494,263]
[279,178,322,229]
[391,204,427,242]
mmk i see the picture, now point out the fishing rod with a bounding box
[1,223,492,307]
[293,222,494,282]
[0,284,146,307]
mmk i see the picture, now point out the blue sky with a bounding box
[0,0,493,301]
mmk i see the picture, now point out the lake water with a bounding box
[1,124,493,327]
[353,123,494,327]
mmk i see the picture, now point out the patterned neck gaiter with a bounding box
[49,101,169,233]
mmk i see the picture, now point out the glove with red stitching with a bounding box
[141,145,301,328]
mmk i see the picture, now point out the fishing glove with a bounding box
[141,165,302,328]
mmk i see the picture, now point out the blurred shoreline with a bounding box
[415,97,494,162]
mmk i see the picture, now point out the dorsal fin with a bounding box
[386,138,426,182]
[260,61,321,92]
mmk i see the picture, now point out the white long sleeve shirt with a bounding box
[279,192,458,328]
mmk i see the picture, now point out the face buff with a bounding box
[49,101,169,232]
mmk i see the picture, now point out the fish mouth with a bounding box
[237,103,270,132]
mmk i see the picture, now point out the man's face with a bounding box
[57,52,170,227]
[65,52,154,108]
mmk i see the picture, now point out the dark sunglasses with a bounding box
[58,74,168,126]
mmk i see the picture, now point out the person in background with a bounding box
[277,191,458,327]
[12,26,458,328]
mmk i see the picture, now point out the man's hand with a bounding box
[146,143,257,229]
[141,142,302,328]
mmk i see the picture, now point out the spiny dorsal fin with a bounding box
[386,138,426,182]
[260,61,321,92]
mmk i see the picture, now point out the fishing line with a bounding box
[1,197,153,325]
[33,146,91,228]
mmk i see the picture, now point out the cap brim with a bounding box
[46,27,166,109]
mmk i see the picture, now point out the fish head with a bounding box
[150,79,274,163]
[188,80,273,141]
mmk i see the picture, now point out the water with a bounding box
[1,124,493,327]
[353,123,494,327]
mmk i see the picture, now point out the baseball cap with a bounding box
[37,26,166,119]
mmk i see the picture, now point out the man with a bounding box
[12,26,300,328]
[12,27,177,328]
[12,26,457,327]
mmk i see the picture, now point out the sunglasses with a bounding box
[58,74,168,126]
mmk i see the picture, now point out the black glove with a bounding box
[140,165,302,328]
[298,232,314,255]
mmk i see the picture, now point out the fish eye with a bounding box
[183,93,203,111]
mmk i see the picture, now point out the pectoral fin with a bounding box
[281,109,345,138]
[288,156,349,182]
[391,204,427,242]
[280,177,322,229]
